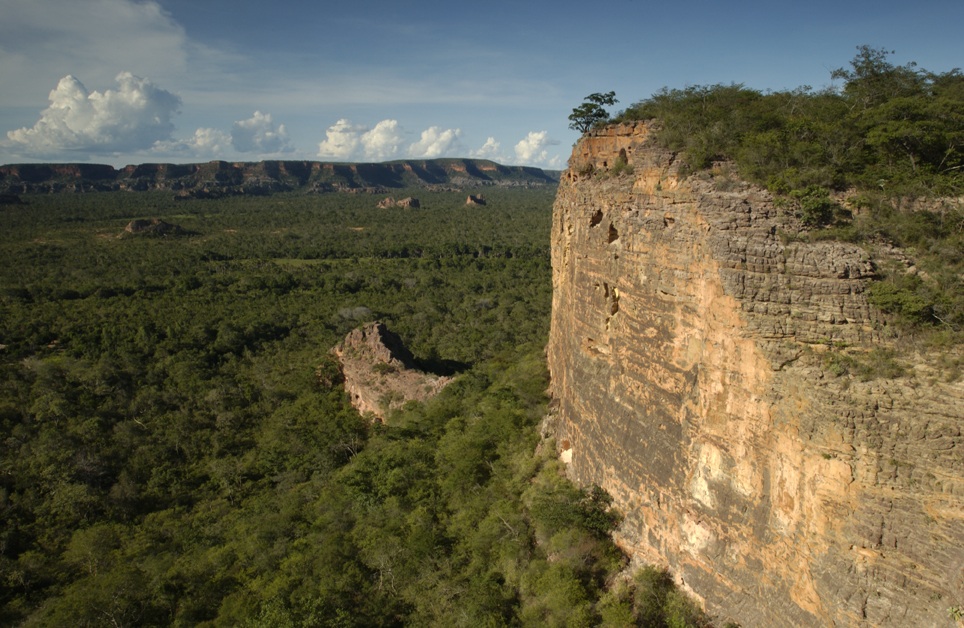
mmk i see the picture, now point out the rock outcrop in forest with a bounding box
[333,322,453,422]
[546,122,964,626]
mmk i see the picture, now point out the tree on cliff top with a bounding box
[569,92,618,134]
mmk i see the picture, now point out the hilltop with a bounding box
[0,157,559,196]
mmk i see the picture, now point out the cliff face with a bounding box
[547,122,964,626]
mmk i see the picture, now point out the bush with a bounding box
[867,277,935,325]
[789,185,837,227]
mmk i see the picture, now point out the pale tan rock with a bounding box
[376,196,420,209]
[547,122,964,627]
[332,322,451,422]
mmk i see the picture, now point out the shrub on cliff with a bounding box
[613,46,964,343]
[597,566,711,628]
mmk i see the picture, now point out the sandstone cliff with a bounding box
[332,322,452,422]
[547,122,964,626]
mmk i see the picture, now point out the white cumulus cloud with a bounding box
[514,131,561,168]
[408,126,463,159]
[361,119,404,161]
[6,72,181,157]
[318,118,463,161]
[231,111,292,154]
[317,118,366,160]
[153,127,232,159]
[472,137,503,161]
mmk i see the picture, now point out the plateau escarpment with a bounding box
[547,122,964,626]
[0,158,558,195]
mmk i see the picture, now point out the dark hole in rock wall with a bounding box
[590,209,604,228]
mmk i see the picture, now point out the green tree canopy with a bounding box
[569,91,618,134]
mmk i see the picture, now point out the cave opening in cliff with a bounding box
[590,209,603,228]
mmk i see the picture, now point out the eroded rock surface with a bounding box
[333,322,452,422]
[123,218,186,236]
[376,196,420,209]
[547,122,964,626]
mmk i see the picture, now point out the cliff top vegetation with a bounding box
[613,46,962,197]
[611,46,964,345]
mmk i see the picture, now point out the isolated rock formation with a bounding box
[465,194,486,206]
[123,218,186,236]
[547,122,964,626]
[332,322,452,422]
[377,196,420,209]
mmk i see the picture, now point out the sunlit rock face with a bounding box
[547,122,964,627]
[333,322,452,422]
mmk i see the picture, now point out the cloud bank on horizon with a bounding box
[0,0,567,169]
[3,70,563,168]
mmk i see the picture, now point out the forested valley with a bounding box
[0,189,705,626]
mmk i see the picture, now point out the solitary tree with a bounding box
[568,91,618,134]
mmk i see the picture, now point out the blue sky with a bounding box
[1,0,961,168]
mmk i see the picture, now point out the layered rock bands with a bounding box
[547,122,964,626]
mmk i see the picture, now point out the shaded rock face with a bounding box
[0,159,559,194]
[547,122,964,627]
[332,322,452,422]
[465,194,486,206]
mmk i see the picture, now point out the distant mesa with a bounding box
[123,218,188,237]
[332,321,453,422]
[376,196,420,209]
[0,158,559,195]
[465,194,486,206]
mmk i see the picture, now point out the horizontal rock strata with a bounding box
[547,122,964,626]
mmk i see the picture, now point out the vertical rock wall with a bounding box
[547,122,964,626]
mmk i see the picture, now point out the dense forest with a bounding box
[616,46,964,345]
[0,188,708,626]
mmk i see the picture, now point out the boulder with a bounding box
[123,218,186,236]
[332,322,452,422]
[377,196,420,209]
